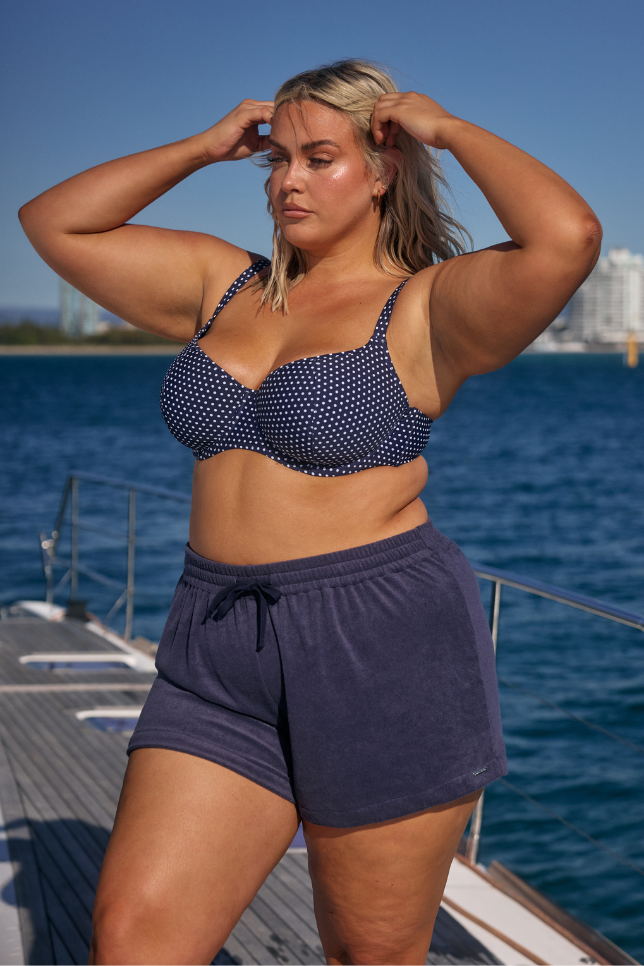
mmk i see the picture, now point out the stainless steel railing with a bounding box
[40,472,190,641]
[39,473,644,876]
[471,562,644,633]
[464,562,644,864]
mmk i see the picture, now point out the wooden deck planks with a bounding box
[49,921,76,966]
[39,875,91,965]
[0,732,53,966]
[285,852,315,889]
[0,699,119,831]
[0,616,141,963]
[4,690,130,805]
[8,761,102,897]
[0,730,113,869]
[224,915,277,965]
[244,890,324,964]
[258,868,324,951]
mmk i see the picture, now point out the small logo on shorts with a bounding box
[472,767,488,776]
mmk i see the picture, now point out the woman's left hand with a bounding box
[371,92,456,149]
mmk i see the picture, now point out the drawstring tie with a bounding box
[204,580,282,651]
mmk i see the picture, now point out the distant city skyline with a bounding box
[569,249,643,342]
[533,247,644,349]
[59,280,106,337]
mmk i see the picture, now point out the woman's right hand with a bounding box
[198,100,274,163]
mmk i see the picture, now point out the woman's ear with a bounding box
[381,146,402,189]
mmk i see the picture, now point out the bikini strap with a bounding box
[370,279,409,343]
[196,259,271,339]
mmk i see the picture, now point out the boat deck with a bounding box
[0,608,635,965]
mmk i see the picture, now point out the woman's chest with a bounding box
[198,275,440,416]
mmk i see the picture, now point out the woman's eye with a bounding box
[264,154,331,168]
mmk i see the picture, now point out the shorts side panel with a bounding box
[276,544,507,826]
[420,526,507,764]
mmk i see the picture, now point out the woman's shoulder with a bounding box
[401,262,441,299]
[200,244,270,321]
[197,236,266,280]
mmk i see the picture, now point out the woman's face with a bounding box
[267,100,382,256]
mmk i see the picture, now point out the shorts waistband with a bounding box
[183,521,436,593]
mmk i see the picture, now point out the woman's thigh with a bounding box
[91,747,299,966]
[304,791,480,966]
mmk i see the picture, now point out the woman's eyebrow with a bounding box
[268,138,341,152]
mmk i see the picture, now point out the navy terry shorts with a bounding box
[128,522,507,827]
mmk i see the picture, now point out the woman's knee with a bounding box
[320,910,435,966]
[91,897,145,964]
[91,895,165,964]
[90,892,226,965]
[325,930,433,966]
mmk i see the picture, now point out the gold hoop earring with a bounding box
[376,190,381,203]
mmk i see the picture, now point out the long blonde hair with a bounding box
[257,59,470,312]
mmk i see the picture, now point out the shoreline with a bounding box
[0,344,183,356]
[0,343,633,357]
[523,342,635,354]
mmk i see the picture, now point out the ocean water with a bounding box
[1,353,643,960]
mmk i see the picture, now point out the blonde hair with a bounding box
[257,59,470,312]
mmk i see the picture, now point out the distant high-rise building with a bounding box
[566,248,644,343]
[59,279,102,337]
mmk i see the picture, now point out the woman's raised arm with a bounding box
[18,100,273,340]
[372,93,602,377]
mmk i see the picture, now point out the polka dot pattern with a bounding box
[160,260,433,476]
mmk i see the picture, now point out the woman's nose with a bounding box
[281,159,305,192]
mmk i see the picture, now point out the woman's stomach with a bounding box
[188,449,429,565]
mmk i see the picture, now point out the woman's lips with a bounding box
[282,206,312,219]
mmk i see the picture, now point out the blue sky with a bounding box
[1,0,642,308]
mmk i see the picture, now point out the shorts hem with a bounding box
[127,728,297,808]
[298,755,508,828]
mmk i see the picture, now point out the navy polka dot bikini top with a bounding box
[160,259,433,477]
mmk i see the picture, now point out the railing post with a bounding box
[465,788,484,865]
[490,579,501,653]
[70,476,79,600]
[40,532,54,603]
[124,489,136,642]
[466,580,502,865]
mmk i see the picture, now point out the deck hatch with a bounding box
[75,706,143,733]
[20,651,138,670]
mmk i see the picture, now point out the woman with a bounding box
[20,60,601,966]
